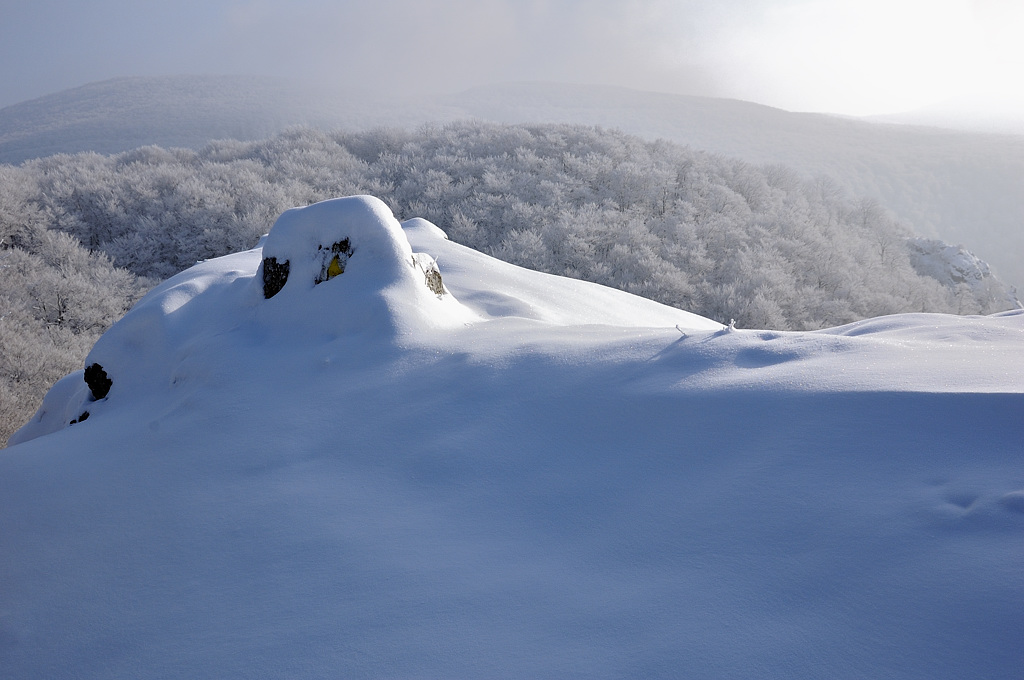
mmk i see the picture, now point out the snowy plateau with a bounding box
[3,196,1023,679]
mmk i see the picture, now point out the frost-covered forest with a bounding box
[1,121,1017,444]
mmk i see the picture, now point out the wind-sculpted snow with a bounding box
[3,198,1022,679]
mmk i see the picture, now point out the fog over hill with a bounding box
[2,76,1022,288]
[870,94,1024,136]
[0,76,384,163]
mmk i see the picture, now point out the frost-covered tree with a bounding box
[0,232,150,445]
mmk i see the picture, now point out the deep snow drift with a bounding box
[3,196,1023,679]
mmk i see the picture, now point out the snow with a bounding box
[3,196,1023,679]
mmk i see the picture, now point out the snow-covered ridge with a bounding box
[3,197,1022,679]
[12,196,1024,446]
[9,196,721,445]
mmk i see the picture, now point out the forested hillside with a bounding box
[443,83,1024,288]
[1,122,1017,445]
[7,77,1022,288]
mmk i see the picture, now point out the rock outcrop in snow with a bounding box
[907,237,1021,311]
[257,196,460,304]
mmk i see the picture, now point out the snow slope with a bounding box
[3,196,1023,679]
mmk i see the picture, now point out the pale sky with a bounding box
[1,0,1022,117]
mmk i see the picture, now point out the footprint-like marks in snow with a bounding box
[943,489,980,510]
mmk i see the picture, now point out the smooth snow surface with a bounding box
[3,196,1023,679]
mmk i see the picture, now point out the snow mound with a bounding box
[12,196,723,446]
[255,195,476,328]
[11,196,481,444]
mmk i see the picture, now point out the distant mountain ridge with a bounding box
[2,75,1022,287]
[0,75,416,163]
[869,94,1024,136]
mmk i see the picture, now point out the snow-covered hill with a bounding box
[3,196,1022,679]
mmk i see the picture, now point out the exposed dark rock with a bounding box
[84,364,112,400]
[424,267,445,295]
[70,411,90,425]
[315,239,354,284]
[413,253,446,296]
[263,257,290,298]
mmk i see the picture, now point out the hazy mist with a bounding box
[3,0,1023,119]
